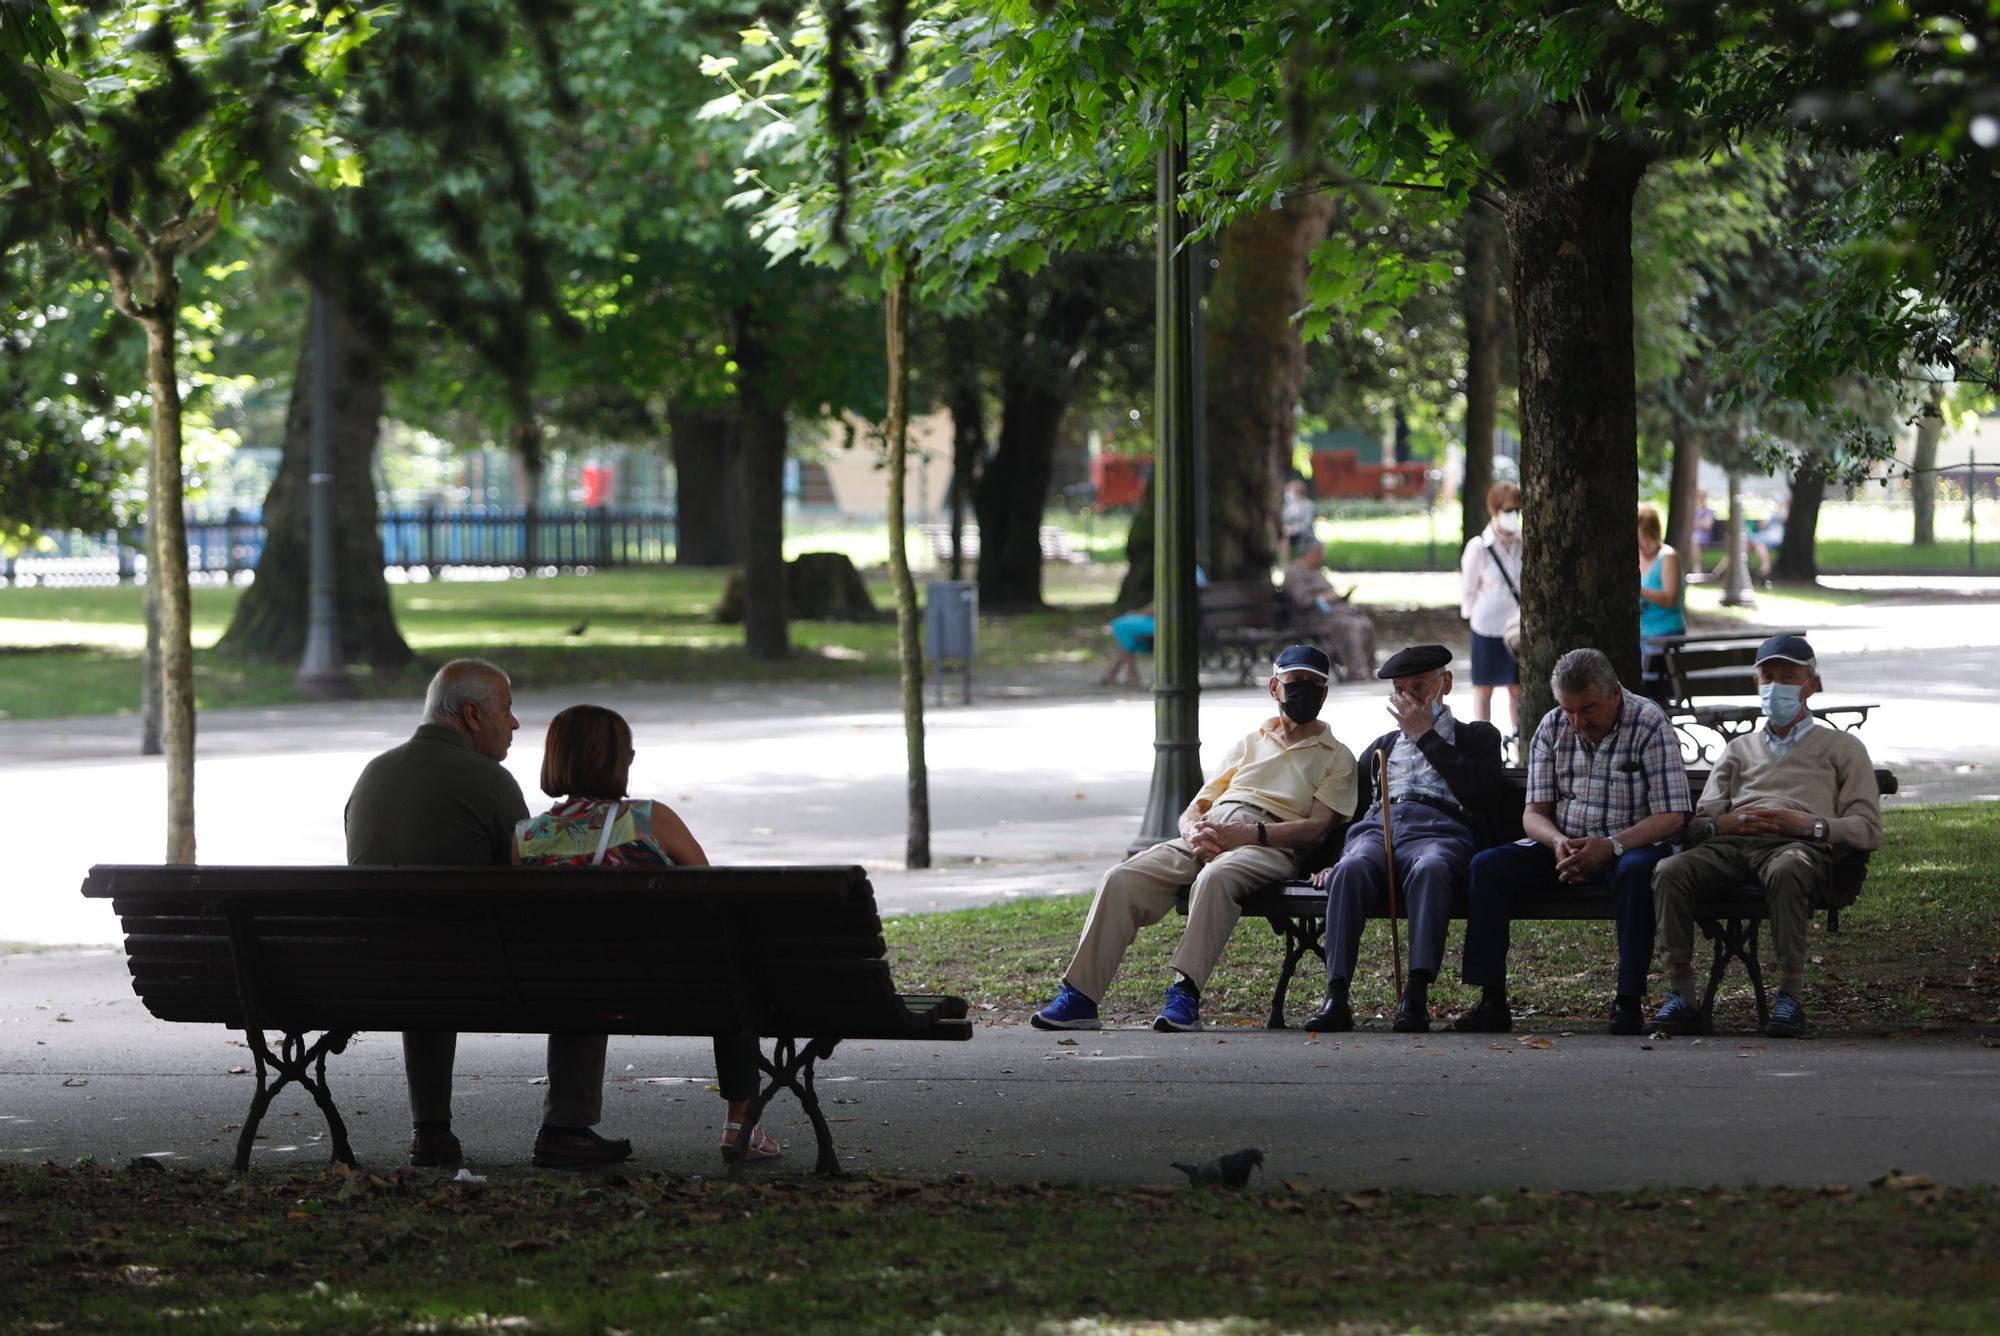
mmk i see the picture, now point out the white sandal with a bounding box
[720,1122,781,1162]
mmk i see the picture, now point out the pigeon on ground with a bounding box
[565,618,590,637]
[1170,1147,1265,1188]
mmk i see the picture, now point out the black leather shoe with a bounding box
[1302,995,1354,1032]
[1392,995,1431,1033]
[532,1125,633,1169]
[1452,997,1512,1033]
[409,1126,462,1169]
[1608,997,1645,1035]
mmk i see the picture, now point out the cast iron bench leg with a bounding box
[733,1036,844,1177]
[232,1029,356,1172]
[1265,915,1325,1029]
[1696,915,1768,1032]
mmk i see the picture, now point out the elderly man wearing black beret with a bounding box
[1303,645,1522,1032]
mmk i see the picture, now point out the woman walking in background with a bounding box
[1459,481,1523,738]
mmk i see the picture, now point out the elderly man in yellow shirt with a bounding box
[1034,644,1360,1032]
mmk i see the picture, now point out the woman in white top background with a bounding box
[1459,480,1524,738]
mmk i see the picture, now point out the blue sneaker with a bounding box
[1153,980,1201,1032]
[1765,993,1808,1039]
[1031,983,1101,1031]
[1649,993,1704,1036]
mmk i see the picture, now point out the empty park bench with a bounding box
[1646,631,1877,763]
[918,523,1090,566]
[80,864,971,1174]
[1187,765,1898,1032]
[1197,578,1315,685]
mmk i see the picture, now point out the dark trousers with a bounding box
[1323,804,1474,985]
[1459,839,1671,1000]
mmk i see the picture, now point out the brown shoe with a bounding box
[531,1125,633,1169]
[409,1126,463,1169]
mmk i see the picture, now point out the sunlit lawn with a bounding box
[0,565,1123,722]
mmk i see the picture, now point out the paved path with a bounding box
[4,952,1994,1188]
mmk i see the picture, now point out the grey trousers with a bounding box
[1323,803,1475,984]
[1063,801,1301,999]
[1652,835,1831,976]
[1298,609,1377,682]
[402,1030,607,1128]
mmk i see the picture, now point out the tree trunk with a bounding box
[975,372,1066,610]
[141,574,162,755]
[1202,197,1336,580]
[884,268,929,869]
[514,418,543,567]
[1665,366,1709,561]
[143,310,196,864]
[1504,132,1649,723]
[1719,469,1757,607]
[972,269,1107,611]
[942,319,986,583]
[735,314,789,657]
[1912,384,1944,546]
[1115,471,1156,612]
[1773,468,1824,583]
[668,402,744,566]
[216,295,411,667]
[1460,200,1503,546]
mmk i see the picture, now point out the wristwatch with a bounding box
[1609,836,1626,858]
[1812,817,1828,842]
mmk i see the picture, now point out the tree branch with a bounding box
[78,227,154,323]
[158,208,222,256]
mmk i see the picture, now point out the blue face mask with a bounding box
[1430,699,1445,720]
[1759,682,1804,726]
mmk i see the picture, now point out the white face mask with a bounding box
[1495,511,1521,535]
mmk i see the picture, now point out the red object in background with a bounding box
[1091,455,1149,510]
[581,464,613,508]
[1310,450,1427,500]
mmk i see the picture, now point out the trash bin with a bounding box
[924,580,977,704]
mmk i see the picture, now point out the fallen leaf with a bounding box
[1055,1039,1078,1047]
[1522,1036,1554,1050]
[1487,1043,1512,1052]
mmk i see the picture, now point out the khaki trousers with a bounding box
[1063,802,1301,999]
[403,1030,608,1128]
[1652,836,1830,975]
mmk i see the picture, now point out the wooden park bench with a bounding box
[1196,578,1315,685]
[80,864,971,1174]
[918,523,1090,566]
[1645,631,1877,763]
[1187,765,1898,1033]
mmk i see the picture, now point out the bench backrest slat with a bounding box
[85,864,967,1042]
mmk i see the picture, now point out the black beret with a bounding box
[1377,644,1453,679]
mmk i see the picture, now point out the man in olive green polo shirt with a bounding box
[345,658,631,1170]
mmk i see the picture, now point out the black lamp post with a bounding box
[1133,102,1203,850]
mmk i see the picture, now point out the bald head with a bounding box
[423,659,517,760]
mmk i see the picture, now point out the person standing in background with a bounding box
[1459,481,1523,738]
[1278,477,1315,566]
[1637,504,1688,705]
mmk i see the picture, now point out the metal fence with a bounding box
[0,508,679,588]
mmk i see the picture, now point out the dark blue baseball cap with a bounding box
[1755,634,1816,668]
[1273,644,1333,680]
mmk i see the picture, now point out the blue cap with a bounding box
[1755,634,1816,668]
[1273,644,1332,681]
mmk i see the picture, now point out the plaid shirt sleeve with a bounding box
[1524,711,1558,807]
[1636,712,1693,817]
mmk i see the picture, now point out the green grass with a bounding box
[0,566,1123,721]
[885,805,2000,1034]
[1302,502,2000,573]
[3,1162,1994,1333]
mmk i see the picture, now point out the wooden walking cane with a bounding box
[1378,749,1404,1002]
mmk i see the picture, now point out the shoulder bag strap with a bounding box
[1484,539,1520,602]
[591,800,622,866]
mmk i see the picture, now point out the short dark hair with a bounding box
[539,705,633,799]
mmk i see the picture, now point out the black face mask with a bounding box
[1280,680,1327,723]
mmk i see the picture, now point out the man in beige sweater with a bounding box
[1649,635,1882,1039]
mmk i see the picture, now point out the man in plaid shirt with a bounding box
[1454,647,1692,1034]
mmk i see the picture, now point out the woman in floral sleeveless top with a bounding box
[515,704,779,1162]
